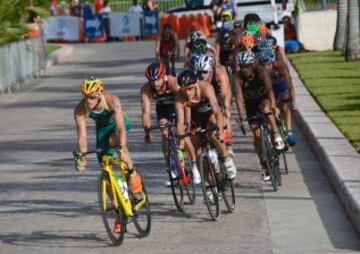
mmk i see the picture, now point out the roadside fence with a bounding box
[0,36,46,93]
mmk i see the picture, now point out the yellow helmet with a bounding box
[81,77,104,96]
[221,10,232,19]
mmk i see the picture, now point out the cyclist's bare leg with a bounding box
[249,123,262,162]
[170,53,176,75]
[184,137,196,161]
[159,118,170,162]
[258,99,279,135]
[279,102,292,130]
[109,132,134,169]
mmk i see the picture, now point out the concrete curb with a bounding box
[288,62,360,234]
[46,44,74,69]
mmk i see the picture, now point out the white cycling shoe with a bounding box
[224,158,237,179]
[192,164,201,184]
[274,136,285,150]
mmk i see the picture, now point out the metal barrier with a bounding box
[0,36,46,93]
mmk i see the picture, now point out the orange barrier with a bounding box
[178,15,189,39]
[169,14,180,35]
[159,14,170,33]
[160,13,213,40]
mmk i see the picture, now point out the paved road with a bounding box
[0,42,359,254]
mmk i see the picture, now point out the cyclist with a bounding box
[193,53,234,155]
[233,51,285,181]
[155,23,180,76]
[184,34,216,68]
[257,48,297,145]
[74,77,142,233]
[175,69,237,188]
[215,27,238,68]
[140,62,201,185]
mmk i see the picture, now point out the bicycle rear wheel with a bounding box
[261,129,278,191]
[169,157,184,212]
[199,153,220,221]
[218,167,235,212]
[273,152,282,186]
[282,150,289,174]
[184,158,196,205]
[98,172,125,246]
[132,182,151,237]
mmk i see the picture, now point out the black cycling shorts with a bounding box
[245,95,268,124]
[156,103,176,122]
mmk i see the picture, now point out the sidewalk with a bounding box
[46,44,74,69]
[288,62,360,234]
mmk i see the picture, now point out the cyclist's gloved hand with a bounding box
[144,126,152,144]
[74,152,86,173]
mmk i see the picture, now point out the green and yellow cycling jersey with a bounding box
[85,95,132,161]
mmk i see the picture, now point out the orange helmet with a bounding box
[240,34,255,49]
[81,77,104,96]
[259,25,267,34]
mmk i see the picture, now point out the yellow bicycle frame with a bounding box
[100,155,146,217]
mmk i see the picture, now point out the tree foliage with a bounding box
[0,0,48,46]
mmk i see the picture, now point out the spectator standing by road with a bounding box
[144,0,158,11]
[129,0,144,13]
[129,0,144,40]
[100,0,112,41]
[58,0,70,16]
[94,0,104,14]
[48,0,58,16]
[70,0,82,17]
[283,16,304,53]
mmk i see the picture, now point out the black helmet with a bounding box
[233,20,242,29]
[177,69,198,88]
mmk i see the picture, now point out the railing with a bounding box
[0,36,46,93]
[109,0,184,13]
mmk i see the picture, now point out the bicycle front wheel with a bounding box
[169,157,184,212]
[218,168,235,212]
[199,153,220,221]
[132,182,151,237]
[98,172,125,246]
[261,129,278,191]
[184,158,196,205]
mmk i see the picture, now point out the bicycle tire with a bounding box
[168,156,184,212]
[282,150,289,174]
[273,152,282,186]
[98,172,126,246]
[184,158,196,204]
[261,128,278,191]
[218,167,235,212]
[276,117,289,174]
[199,153,220,221]
[132,183,151,237]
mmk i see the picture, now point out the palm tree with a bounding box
[345,0,360,61]
[333,0,347,51]
[0,0,28,45]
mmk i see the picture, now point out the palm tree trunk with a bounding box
[345,0,360,61]
[333,0,347,50]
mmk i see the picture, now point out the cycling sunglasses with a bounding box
[198,70,210,75]
[181,84,197,91]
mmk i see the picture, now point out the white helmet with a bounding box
[236,51,256,65]
[194,54,214,72]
